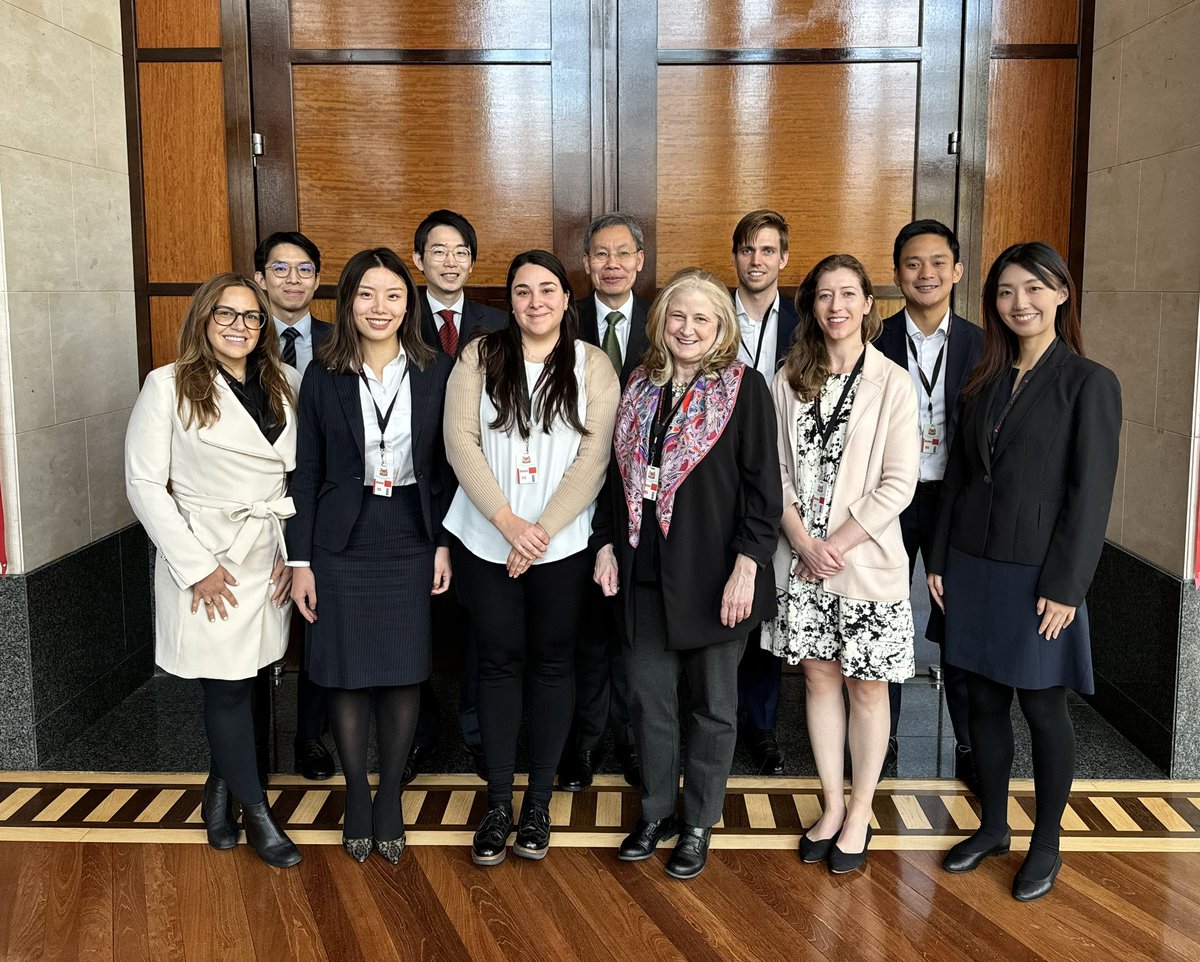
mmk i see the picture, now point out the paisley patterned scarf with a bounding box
[614,361,746,545]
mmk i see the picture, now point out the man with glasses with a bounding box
[253,230,335,782]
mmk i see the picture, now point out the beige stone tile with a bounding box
[91,44,128,174]
[6,0,62,25]
[0,4,95,165]
[1157,293,1200,437]
[15,419,90,569]
[1088,41,1122,172]
[1135,145,1200,292]
[0,295,13,434]
[48,291,138,421]
[71,163,133,291]
[1094,0,1149,47]
[1118,4,1200,163]
[1081,291,1160,426]
[1149,0,1192,20]
[62,0,121,53]
[1122,422,1192,577]
[1082,162,1140,291]
[6,292,56,432]
[0,147,78,292]
[85,406,133,539]
[1107,419,1128,543]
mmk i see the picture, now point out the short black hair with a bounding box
[414,209,479,261]
[254,231,321,274]
[892,219,960,269]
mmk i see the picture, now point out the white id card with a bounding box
[809,480,831,516]
[921,422,944,455]
[516,451,539,485]
[372,463,393,498]
[642,465,661,502]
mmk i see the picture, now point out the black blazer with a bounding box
[729,290,802,370]
[928,339,1122,607]
[287,353,456,560]
[576,295,651,387]
[419,293,507,358]
[873,309,984,456]
[592,367,783,650]
[311,317,334,352]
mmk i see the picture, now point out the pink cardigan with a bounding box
[771,343,919,603]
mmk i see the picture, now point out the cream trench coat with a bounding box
[125,363,301,680]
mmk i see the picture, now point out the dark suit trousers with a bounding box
[889,481,971,747]
[569,584,633,751]
[736,627,781,732]
[413,593,481,749]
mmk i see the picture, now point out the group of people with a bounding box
[124,207,1120,903]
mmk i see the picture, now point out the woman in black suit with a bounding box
[927,242,1120,901]
[288,248,454,863]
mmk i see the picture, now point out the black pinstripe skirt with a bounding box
[306,484,433,689]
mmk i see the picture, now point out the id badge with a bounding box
[516,451,539,485]
[921,422,944,455]
[809,480,831,515]
[372,463,393,498]
[642,465,661,502]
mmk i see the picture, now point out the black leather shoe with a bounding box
[828,825,873,875]
[466,742,487,781]
[954,745,979,794]
[558,747,602,792]
[401,741,439,787]
[618,815,679,861]
[746,728,785,776]
[472,804,514,866]
[885,736,899,766]
[201,774,238,850]
[1012,854,1062,902]
[615,741,642,788]
[294,736,335,781]
[514,802,552,860]
[798,829,839,864]
[242,799,301,868]
[665,825,711,879]
[942,832,1011,873]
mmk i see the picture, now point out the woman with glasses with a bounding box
[125,273,302,868]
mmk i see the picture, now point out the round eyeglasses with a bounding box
[211,306,267,330]
[267,261,317,279]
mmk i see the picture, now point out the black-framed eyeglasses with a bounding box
[211,306,267,330]
[267,261,317,278]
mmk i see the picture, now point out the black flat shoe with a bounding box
[619,815,679,861]
[615,741,642,788]
[472,804,514,866]
[514,802,552,860]
[294,737,335,781]
[798,829,839,864]
[746,728,785,776]
[558,748,600,793]
[828,825,872,875]
[1012,854,1062,902]
[243,799,301,868]
[201,774,239,850]
[942,832,1011,873]
[342,836,372,863]
[665,825,711,880]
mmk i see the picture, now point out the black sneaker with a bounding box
[513,802,552,860]
[471,804,514,866]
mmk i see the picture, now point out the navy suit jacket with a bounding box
[576,294,651,388]
[419,293,507,359]
[287,352,456,560]
[730,290,802,372]
[311,317,334,353]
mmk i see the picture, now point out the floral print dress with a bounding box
[762,373,915,682]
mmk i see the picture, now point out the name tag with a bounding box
[642,465,661,502]
[516,452,539,485]
[372,463,393,498]
[921,422,944,455]
[809,480,831,516]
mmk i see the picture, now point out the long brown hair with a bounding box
[316,248,435,374]
[782,254,882,401]
[174,273,293,429]
[643,269,741,386]
[962,241,1084,397]
[479,250,587,439]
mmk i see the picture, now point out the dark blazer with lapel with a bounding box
[874,309,984,456]
[576,294,651,388]
[729,289,802,371]
[419,293,507,359]
[928,339,1121,607]
[311,317,334,353]
[287,352,456,560]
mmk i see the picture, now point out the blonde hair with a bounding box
[644,270,741,386]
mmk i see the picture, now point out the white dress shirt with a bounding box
[427,291,466,337]
[594,292,632,362]
[274,313,314,375]
[734,290,780,383]
[904,308,951,482]
[360,352,415,486]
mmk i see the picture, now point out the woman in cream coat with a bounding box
[762,254,918,874]
[125,272,302,868]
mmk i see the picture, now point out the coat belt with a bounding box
[182,493,296,567]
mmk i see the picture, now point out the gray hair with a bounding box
[582,211,645,254]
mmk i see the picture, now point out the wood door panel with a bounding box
[981,58,1076,278]
[991,0,1079,46]
[135,0,221,48]
[292,65,553,284]
[149,297,192,367]
[658,0,920,50]
[656,63,918,287]
[138,62,232,285]
[289,0,551,49]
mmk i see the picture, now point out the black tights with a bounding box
[327,685,420,841]
[965,672,1075,875]
[200,678,265,808]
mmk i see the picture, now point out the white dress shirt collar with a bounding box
[903,307,952,341]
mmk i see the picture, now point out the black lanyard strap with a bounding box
[905,323,948,414]
[648,375,700,468]
[740,316,768,372]
[813,351,865,448]
[359,367,405,453]
[519,361,554,425]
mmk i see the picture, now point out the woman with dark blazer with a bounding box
[927,242,1121,901]
[593,269,782,880]
[288,248,454,864]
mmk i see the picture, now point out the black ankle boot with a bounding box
[242,799,301,868]
[201,775,238,850]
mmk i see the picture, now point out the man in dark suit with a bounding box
[558,212,650,792]
[406,209,506,783]
[730,209,800,776]
[874,219,984,788]
[253,230,335,781]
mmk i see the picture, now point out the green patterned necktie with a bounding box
[602,310,623,376]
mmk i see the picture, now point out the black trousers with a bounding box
[567,583,633,752]
[889,480,971,746]
[413,592,481,750]
[736,626,781,732]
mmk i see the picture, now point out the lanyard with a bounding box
[813,352,865,448]
[648,375,700,468]
[905,320,949,416]
[739,311,771,372]
[519,361,554,426]
[989,339,1056,452]
[359,366,406,456]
